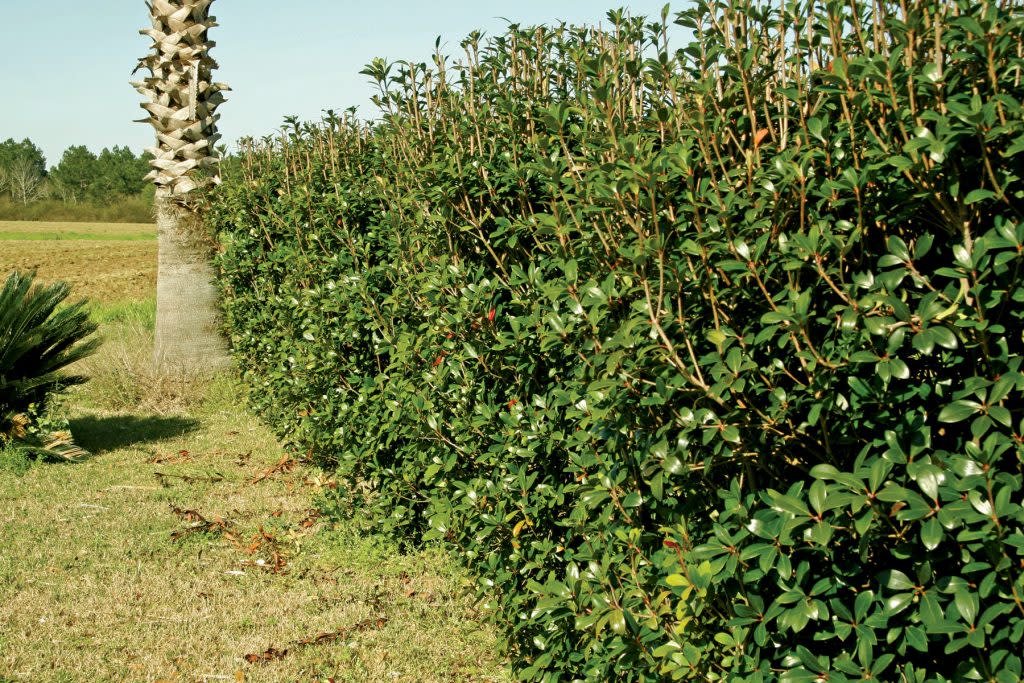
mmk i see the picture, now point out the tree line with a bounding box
[0,138,152,206]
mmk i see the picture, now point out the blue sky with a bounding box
[0,1,682,167]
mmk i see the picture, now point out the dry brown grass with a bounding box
[1,239,156,304]
[76,321,212,416]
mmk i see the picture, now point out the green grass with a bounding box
[0,220,155,242]
[0,445,35,477]
[0,231,154,241]
[87,298,157,329]
[0,312,508,682]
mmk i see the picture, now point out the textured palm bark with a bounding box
[153,190,228,371]
[134,1,229,371]
[132,0,228,196]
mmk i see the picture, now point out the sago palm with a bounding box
[0,271,99,438]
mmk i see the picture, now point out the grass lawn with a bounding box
[0,225,507,682]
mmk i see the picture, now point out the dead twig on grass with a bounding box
[155,471,225,486]
[243,616,389,664]
[169,507,296,573]
[103,485,162,492]
[241,526,288,574]
[147,449,195,465]
[251,454,297,484]
[169,505,241,546]
[298,510,321,529]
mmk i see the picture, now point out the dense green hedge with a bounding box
[209,0,1024,679]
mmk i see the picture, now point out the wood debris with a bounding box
[251,454,296,484]
[169,505,240,546]
[147,449,195,465]
[155,471,225,486]
[243,617,389,664]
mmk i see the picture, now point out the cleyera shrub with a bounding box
[209,0,1024,679]
[0,271,99,439]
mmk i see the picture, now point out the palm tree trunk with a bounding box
[135,1,229,372]
[153,189,228,371]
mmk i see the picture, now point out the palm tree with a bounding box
[132,0,229,370]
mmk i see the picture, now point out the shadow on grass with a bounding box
[70,414,200,454]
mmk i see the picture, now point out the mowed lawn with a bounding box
[0,220,157,303]
[0,223,507,682]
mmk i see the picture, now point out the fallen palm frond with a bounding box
[39,431,91,462]
[4,414,29,440]
[2,419,93,464]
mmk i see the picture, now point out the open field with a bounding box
[0,228,507,682]
[1,221,157,304]
[0,221,156,241]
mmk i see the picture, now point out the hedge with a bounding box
[208,0,1024,679]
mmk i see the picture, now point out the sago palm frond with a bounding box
[0,271,100,435]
